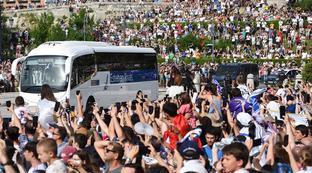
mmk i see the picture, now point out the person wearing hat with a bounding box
[60,146,77,164]
[235,112,266,156]
[178,140,208,173]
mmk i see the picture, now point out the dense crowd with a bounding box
[0,1,311,172]
[0,60,17,92]
[91,0,311,60]
[0,60,311,173]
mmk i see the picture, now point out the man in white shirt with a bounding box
[266,95,281,120]
[236,75,250,99]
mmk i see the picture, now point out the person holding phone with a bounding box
[14,96,32,125]
[37,84,58,129]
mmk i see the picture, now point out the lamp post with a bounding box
[83,14,86,41]
[9,17,14,59]
[123,9,128,46]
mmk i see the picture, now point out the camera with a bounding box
[76,90,80,95]
[98,106,103,114]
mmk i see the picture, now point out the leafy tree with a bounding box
[0,12,11,60]
[295,0,312,11]
[302,62,312,83]
[48,24,66,41]
[67,8,94,41]
[29,12,55,47]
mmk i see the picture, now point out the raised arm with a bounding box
[284,115,296,149]
[94,140,110,162]
[76,93,84,118]
[93,106,109,136]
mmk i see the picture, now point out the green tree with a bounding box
[302,62,312,83]
[30,12,55,47]
[295,0,312,11]
[48,24,66,41]
[67,8,94,41]
[0,13,11,59]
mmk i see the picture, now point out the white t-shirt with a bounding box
[28,163,46,173]
[46,160,67,173]
[266,101,280,120]
[37,99,56,129]
[14,106,29,124]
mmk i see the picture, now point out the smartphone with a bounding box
[131,100,137,110]
[283,135,289,147]
[104,108,109,114]
[76,90,80,95]
[280,105,286,119]
[148,106,154,114]
[121,102,127,107]
[54,102,60,112]
[70,106,75,112]
[167,97,172,102]
[6,101,11,108]
[99,106,103,114]
[154,107,160,118]
[115,102,121,112]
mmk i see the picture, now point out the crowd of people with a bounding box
[0,60,17,92]
[0,59,311,173]
[90,0,311,60]
[0,1,311,172]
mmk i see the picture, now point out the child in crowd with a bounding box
[221,142,250,173]
[14,96,32,125]
[37,138,67,173]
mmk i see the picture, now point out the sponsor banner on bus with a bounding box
[110,69,157,83]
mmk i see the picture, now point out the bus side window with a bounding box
[71,54,95,89]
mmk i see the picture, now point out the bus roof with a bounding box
[27,41,156,57]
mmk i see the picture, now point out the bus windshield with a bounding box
[20,56,67,93]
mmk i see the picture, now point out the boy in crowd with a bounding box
[37,138,67,173]
[14,96,32,124]
[20,141,46,172]
[221,142,249,173]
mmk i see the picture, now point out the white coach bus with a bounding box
[12,41,158,109]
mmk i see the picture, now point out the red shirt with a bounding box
[163,114,190,150]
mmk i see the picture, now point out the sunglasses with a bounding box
[105,148,115,153]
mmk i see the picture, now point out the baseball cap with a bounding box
[61,146,77,162]
[236,112,252,126]
[134,122,154,136]
[178,140,200,160]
